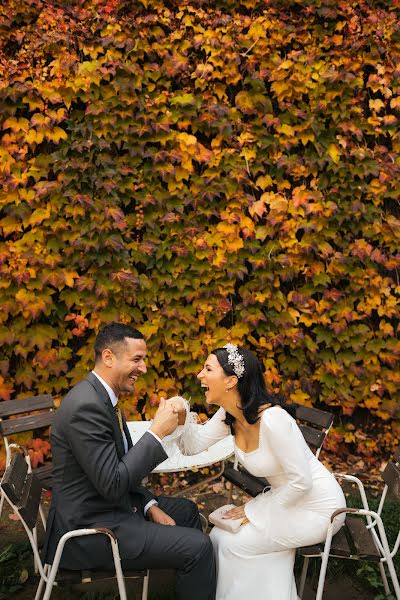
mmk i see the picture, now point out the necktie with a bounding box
[115,405,124,432]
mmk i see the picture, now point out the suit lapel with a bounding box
[85,373,126,458]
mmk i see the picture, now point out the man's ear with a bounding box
[225,375,238,391]
[102,348,114,367]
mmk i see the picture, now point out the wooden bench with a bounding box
[0,394,55,487]
[223,404,334,499]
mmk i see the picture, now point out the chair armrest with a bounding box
[333,473,370,511]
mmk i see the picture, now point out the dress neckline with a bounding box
[234,412,265,455]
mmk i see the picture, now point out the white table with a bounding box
[127,421,234,495]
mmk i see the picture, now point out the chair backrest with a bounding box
[1,452,42,530]
[0,394,55,437]
[382,460,400,500]
[295,405,334,457]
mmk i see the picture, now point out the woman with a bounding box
[176,344,346,600]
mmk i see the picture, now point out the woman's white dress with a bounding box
[178,406,346,600]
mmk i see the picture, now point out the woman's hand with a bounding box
[222,505,246,520]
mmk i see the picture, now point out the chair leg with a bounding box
[298,556,310,599]
[199,512,208,533]
[315,521,335,600]
[142,569,150,600]
[33,526,39,575]
[109,536,127,600]
[34,564,49,600]
[385,554,400,600]
[378,562,391,597]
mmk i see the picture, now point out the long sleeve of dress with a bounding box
[244,407,313,530]
[177,407,230,455]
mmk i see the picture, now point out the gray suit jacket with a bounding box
[43,373,168,569]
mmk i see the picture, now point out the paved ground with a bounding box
[0,480,376,599]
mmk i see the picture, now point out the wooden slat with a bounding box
[223,466,268,497]
[34,462,53,483]
[382,461,400,499]
[298,424,325,449]
[0,411,54,436]
[19,473,42,530]
[1,453,29,504]
[295,405,333,430]
[346,516,381,562]
[0,395,54,418]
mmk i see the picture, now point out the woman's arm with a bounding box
[177,407,230,455]
[244,407,313,528]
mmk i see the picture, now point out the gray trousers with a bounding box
[122,496,216,600]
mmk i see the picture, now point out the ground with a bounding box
[0,471,381,599]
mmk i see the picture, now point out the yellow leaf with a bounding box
[3,117,30,132]
[255,175,273,190]
[29,206,50,225]
[277,124,295,136]
[177,132,198,149]
[64,271,79,287]
[289,389,311,405]
[278,60,294,70]
[369,98,385,112]
[328,143,340,164]
[390,96,400,109]
[262,192,288,213]
[46,127,68,142]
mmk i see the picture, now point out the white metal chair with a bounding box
[298,450,400,600]
[1,451,149,600]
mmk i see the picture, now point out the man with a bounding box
[43,323,216,600]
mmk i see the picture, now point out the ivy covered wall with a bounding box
[1,0,399,467]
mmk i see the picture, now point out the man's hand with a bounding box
[149,397,179,439]
[147,505,176,526]
[166,397,187,426]
[222,505,246,520]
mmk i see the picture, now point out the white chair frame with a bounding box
[298,472,400,600]
[1,474,149,600]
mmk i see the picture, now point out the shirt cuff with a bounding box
[147,429,163,445]
[144,499,158,516]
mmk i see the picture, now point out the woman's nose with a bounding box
[197,369,204,380]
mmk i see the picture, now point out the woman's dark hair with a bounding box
[211,346,295,429]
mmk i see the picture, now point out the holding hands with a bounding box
[165,396,188,426]
[149,397,179,438]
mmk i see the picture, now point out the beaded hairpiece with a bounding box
[223,343,245,378]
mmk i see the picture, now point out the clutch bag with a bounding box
[208,504,248,533]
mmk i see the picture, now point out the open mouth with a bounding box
[129,375,137,383]
[201,383,209,394]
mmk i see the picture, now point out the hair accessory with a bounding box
[223,343,245,378]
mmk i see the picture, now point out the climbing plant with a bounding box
[0,0,399,471]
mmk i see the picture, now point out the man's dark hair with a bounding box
[94,323,144,362]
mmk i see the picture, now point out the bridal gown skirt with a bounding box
[209,506,342,600]
[210,524,297,600]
